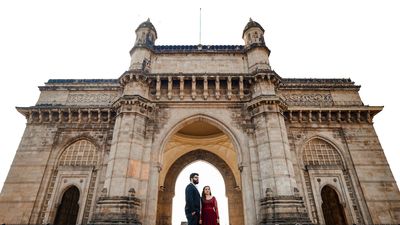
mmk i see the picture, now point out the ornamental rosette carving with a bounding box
[67,93,118,105]
[282,94,333,106]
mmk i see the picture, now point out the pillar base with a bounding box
[91,196,142,225]
[260,195,311,225]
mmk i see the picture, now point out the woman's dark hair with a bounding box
[201,185,212,200]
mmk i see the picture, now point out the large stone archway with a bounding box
[156,150,244,225]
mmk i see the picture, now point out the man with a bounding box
[185,173,201,225]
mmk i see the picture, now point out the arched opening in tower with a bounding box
[321,185,348,225]
[54,186,80,225]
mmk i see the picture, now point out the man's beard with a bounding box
[193,180,199,184]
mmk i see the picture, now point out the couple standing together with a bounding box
[185,173,220,225]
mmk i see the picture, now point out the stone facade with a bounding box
[0,18,399,225]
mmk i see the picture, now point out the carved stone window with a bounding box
[303,139,342,166]
[58,140,98,166]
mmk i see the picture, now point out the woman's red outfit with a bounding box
[201,196,219,225]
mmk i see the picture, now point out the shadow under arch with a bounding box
[54,185,80,225]
[156,149,244,225]
[321,185,348,225]
[156,114,243,164]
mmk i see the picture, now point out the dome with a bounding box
[242,18,265,38]
[135,18,157,38]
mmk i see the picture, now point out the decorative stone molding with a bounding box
[252,69,282,86]
[284,106,383,124]
[282,93,333,106]
[66,93,118,104]
[280,78,361,90]
[16,107,116,124]
[112,95,155,118]
[246,95,287,117]
[119,70,150,87]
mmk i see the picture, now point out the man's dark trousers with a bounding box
[186,213,199,225]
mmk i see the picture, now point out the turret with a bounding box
[243,18,271,72]
[129,19,157,71]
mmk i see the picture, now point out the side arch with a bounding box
[298,135,361,224]
[319,184,346,204]
[53,185,80,225]
[321,185,348,225]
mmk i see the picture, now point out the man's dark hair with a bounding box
[189,173,199,180]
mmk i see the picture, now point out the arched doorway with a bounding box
[54,186,80,225]
[321,186,347,225]
[172,160,229,225]
[156,150,244,225]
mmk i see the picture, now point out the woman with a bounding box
[199,186,219,225]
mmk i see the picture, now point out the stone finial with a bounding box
[294,187,300,197]
[128,188,136,197]
[101,188,107,197]
[266,188,273,197]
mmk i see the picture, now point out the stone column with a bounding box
[248,72,310,224]
[92,71,154,225]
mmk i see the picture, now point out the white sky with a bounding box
[173,161,229,225]
[0,0,399,220]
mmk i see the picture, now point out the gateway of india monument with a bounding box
[0,19,399,225]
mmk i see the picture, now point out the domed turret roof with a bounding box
[136,18,157,38]
[242,18,264,38]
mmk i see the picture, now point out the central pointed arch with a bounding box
[157,114,243,164]
[156,149,244,225]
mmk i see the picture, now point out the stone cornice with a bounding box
[246,95,288,117]
[280,78,360,90]
[252,69,282,86]
[284,106,383,124]
[112,95,155,118]
[39,79,120,91]
[118,70,150,87]
[16,106,116,124]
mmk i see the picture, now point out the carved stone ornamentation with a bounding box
[67,93,118,104]
[282,93,334,106]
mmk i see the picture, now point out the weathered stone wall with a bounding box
[287,120,400,224]
[151,53,248,74]
[341,124,400,223]
[0,124,58,223]
[36,80,120,106]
